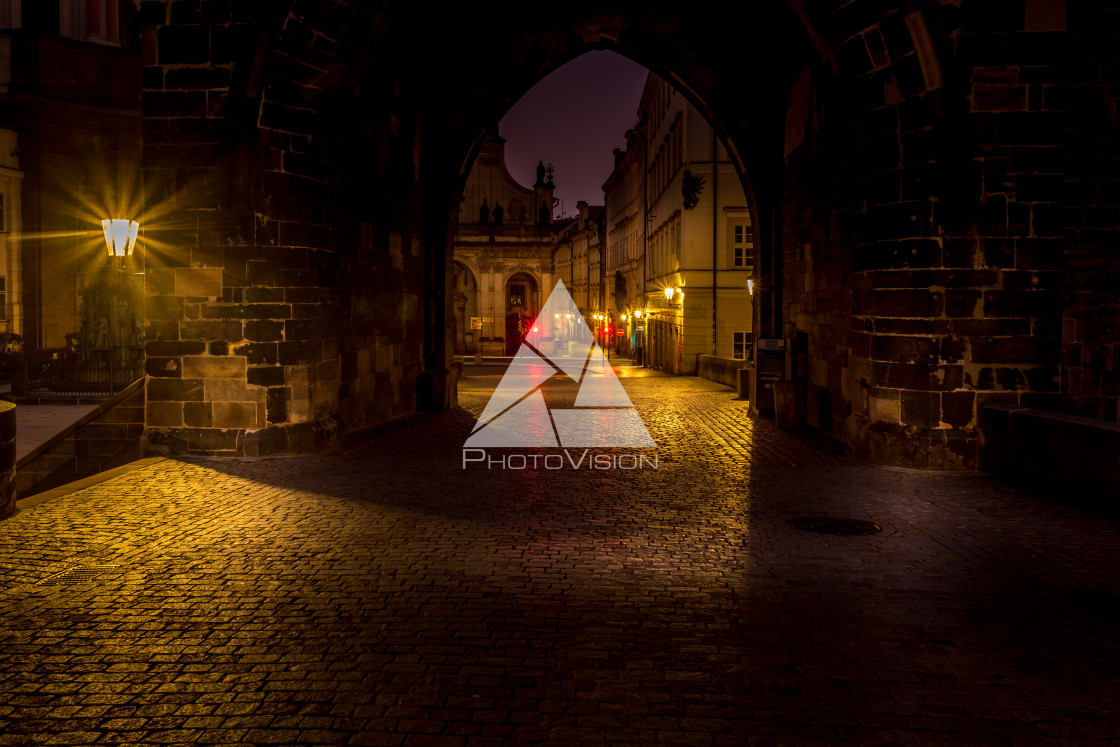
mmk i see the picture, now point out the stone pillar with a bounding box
[142,210,339,455]
[0,402,15,520]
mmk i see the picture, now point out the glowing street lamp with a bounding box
[102,219,139,258]
[663,286,674,301]
[90,218,143,374]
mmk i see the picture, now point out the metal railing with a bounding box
[12,351,143,398]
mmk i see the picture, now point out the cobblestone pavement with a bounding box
[1,370,1119,745]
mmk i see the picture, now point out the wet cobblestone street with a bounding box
[1,370,1118,745]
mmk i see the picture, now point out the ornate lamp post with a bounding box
[91,218,142,381]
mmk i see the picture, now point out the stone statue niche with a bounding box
[78,272,145,366]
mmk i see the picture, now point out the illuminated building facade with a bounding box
[452,136,559,356]
[0,0,141,350]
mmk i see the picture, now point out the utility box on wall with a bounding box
[751,338,785,413]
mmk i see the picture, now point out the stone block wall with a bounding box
[697,355,746,390]
[15,381,145,499]
[780,0,1120,468]
[139,1,428,456]
[982,403,1120,509]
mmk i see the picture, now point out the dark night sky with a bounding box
[498,51,649,218]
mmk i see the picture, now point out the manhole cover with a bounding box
[787,517,881,535]
[36,565,120,586]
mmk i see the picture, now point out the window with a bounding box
[0,278,7,321]
[0,193,5,233]
[60,0,120,44]
[733,331,750,360]
[730,221,753,268]
[508,284,525,308]
[0,0,20,28]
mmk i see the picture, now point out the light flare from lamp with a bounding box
[102,219,140,257]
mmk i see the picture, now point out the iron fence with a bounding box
[13,351,143,398]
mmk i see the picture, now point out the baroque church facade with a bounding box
[451,136,560,357]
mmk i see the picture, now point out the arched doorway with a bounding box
[503,272,538,355]
[451,261,479,355]
[457,50,760,378]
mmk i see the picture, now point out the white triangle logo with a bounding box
[465,280,656,449]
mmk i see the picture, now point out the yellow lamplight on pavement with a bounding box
[102,219,139,257]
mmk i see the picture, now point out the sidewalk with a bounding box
[0,383,99,461]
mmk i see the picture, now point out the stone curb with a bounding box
[13,456,166,511]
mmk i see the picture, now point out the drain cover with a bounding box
[788,517,881,535]
[36,565,119,586]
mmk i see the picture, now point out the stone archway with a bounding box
[138,3,1119,469]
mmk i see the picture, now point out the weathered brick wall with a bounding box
[139,0,427,455]
[957,0,1119,424]
[781,3,979,468]
[780,0,1119,468]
